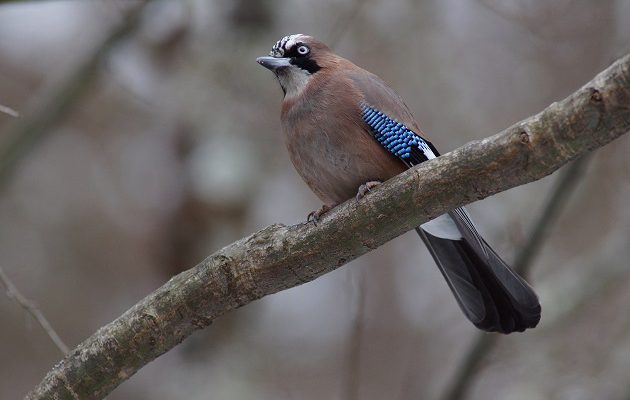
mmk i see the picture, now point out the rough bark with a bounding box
[26,54,630,400]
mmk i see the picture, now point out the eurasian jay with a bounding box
[257,34,541,334]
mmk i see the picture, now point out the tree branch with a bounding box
[25,54,630,400]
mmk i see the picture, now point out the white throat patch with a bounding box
[276,67,312,98]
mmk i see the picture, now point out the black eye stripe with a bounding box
[290,57,321,74]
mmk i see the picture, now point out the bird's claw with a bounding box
[307,205,332,225]
[355,181,382,202]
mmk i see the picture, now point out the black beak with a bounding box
[256,56,291,71]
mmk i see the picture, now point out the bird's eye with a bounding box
[297,45,310,56]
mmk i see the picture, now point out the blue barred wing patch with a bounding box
[361,104,437,166]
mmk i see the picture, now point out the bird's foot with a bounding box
[307,204,332,225]
[355,180,382,202]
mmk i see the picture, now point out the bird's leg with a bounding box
[355,180,382,202]
[307,204,332,225]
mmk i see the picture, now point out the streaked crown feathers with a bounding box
[270,34,309,57]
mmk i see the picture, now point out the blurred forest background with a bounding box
[1,1,629,399]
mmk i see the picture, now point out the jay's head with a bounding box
[257,34,333,98]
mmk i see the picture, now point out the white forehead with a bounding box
[270,34,308,57]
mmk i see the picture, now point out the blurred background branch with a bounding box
[328,0,369,49]
[440,155,592,400]
[0,266,68,354]
[0,103,19,118]
[0,1,149,190]
[513,156,592,277]
[345,271,367,400]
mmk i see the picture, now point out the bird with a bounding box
[256,34,541,334]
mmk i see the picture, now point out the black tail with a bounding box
[417,209,541,334]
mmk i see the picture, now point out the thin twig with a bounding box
[0,1,150,191]
[0,266,69,355]
[0,103,19,118]
[439,156,592,400]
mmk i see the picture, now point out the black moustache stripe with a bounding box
[290,57,321,74]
